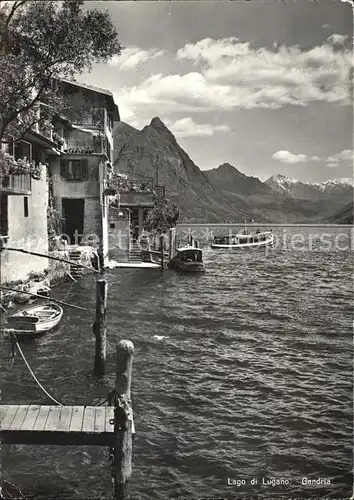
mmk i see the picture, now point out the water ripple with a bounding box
[2,227,353,499]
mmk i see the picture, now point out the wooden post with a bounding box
[169,227,176,259]
[160,234,164,270]
[92,279,107,377]
[114,340,134,500]
[168,228,173,261]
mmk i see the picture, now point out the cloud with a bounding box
[326,33,349,46]
[166,117,230,138]
[272,148,353,166]
[325,149,353,167]
[272,150,309,164]
[118,37,352,119]
[109,46,164,69]
[322,24,331,29]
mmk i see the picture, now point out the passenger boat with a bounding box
[4,303,63,337]
[211,229,274,249]
[168,246,205,273]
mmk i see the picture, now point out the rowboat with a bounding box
[211,230,274,249]
[4,303,63,336]
[168,246,205,273]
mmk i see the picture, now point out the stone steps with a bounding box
[129,241,142,262]
[69,250,85,278]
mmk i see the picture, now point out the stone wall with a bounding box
[50,154,102,201]
[1,165,49,284]
[108,219,130,261]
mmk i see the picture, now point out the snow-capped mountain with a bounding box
[312,178,354,192]
[265,174,354,201]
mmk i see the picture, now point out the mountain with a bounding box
[113,119,256,222]
[325,201,353,224]
[113,118,352,223]
[204,163,343,222]
[265,174,354,203]
[205,163,273,196]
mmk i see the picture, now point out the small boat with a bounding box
[5,303,63,336]
[168,246,205,273]
[212,229,274,249]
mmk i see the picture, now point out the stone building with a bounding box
[0,129,56,283]
[49,80,120,263]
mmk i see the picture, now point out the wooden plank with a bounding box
[105,406,114,432]
[7,316,39,323]
[21,405,40,430]
[45,406,62,431]
[82,407,96,433]
[10,405,29,430]
[69,406,84,432]
[33,406,50,431]
[1,405,19,429]
[93,406,106,433]
[1,429,116,446]
[57,406,73,432]
[0,406,9,426]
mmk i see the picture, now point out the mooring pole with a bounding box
[92,279,107,377]
[114,339,134,500]
[168,229,173,261]
[160,234,164,270]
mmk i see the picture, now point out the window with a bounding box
[110,223,115,229]
[0,195,8,237]
[60,159,88,181]
[14,140,31,161]
[24,197,29,217]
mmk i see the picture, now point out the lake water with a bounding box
[2,225,353,499]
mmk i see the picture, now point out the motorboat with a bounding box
[211,229,274,249]
[168,246,205,272]
[4,303,63,337]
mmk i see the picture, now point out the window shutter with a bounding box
[81,158,88,180]
[60,159,67,179]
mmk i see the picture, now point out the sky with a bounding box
[78,0,353,183]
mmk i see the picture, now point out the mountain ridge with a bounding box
[113,117,353,223]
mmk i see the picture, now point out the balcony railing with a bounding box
[64,136,109,156]
[1,173,32,195]
[117,177,154,193]
[119,191,155,207]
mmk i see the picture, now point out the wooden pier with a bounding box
[1,404,115,446]
[1,339,135,499]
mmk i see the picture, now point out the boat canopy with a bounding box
[177,246,202,253]
[176,247,203,262]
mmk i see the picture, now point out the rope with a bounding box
[96,397,109,406]
[0,285,87,311]
[12,335,109,408]
[13,335,63,406]
[2,246,100,274]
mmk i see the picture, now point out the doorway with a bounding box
[62,198,84,244]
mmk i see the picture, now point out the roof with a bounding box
[60,78,120,121]
[60,78,113,97]
[177,246,202,252]
[24,129,57,149]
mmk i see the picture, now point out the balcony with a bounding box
[119,191,155,207]
[1,173,31,195]
[64,136,109,157]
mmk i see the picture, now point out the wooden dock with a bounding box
[109,262,160,269]
[2,291,135,499]
[1,404,115,445]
